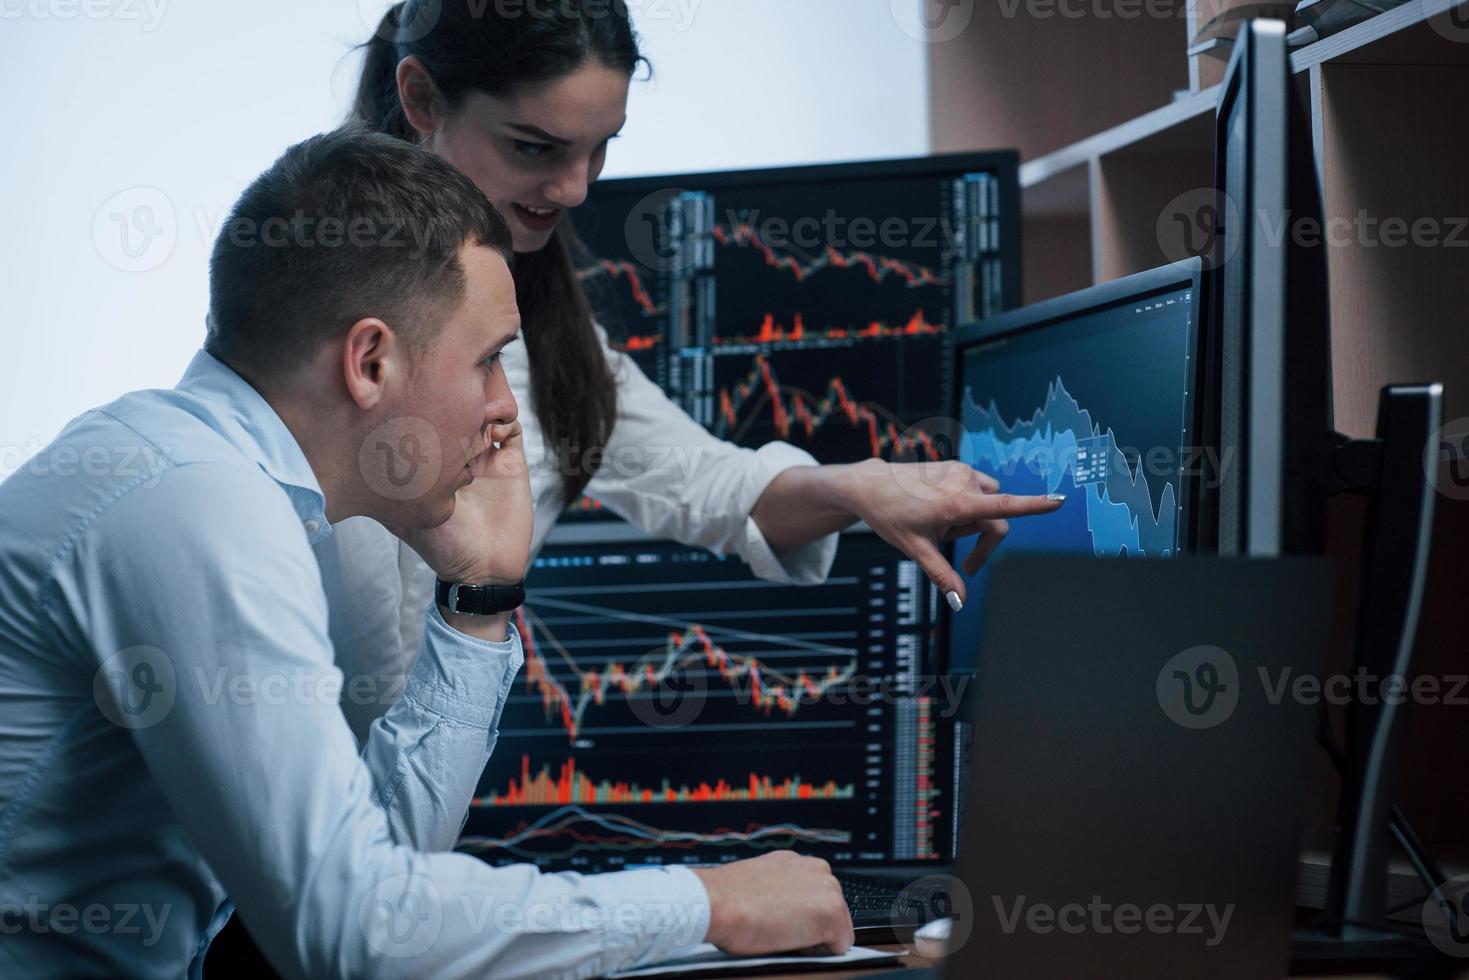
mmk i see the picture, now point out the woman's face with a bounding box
[409,61,631,255]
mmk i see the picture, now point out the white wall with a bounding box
[0,1,930,473]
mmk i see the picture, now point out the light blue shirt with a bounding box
[0,351,710,979]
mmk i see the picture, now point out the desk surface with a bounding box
[751,945,1442,980]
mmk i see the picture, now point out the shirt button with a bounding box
[304,519,321,536]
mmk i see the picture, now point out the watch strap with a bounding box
[435,579,526,615]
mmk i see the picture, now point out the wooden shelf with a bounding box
[1021,0,1469,200]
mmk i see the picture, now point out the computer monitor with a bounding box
[564,153,1019,520]
[456,528,961,874]
[944,260,1208,674]
[1206,19,1333,558]
[1213,23,1446,955]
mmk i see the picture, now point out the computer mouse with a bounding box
[913,916,952,958]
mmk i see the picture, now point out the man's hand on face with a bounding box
[399,420,533,640]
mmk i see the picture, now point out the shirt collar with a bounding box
[176,350,332,544]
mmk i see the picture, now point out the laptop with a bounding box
[910,554,1331,978]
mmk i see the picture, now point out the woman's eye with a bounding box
[513,140,554,159]
[484,352,502,369]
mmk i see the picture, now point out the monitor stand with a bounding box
[1291,384,1452,972]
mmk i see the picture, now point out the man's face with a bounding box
[377,243,521,529]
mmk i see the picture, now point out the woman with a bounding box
[324,0,1061,739]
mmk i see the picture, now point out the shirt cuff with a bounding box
[401,606,524,728]
[735,442,840,586]
[579,864,713,970]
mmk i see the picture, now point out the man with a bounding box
[0,128,852,979]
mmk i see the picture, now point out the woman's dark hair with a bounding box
[352,0,644,505]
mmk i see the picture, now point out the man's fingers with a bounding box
[489,420,523,448]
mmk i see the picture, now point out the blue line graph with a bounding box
[962,376,1178,558]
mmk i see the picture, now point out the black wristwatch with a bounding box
[435,579,526,615]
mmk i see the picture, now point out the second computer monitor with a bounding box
[946,261,1208,674]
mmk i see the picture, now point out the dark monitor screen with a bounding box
[945,263,1206,674]
[458,531,960,872]
[562,154,1018,518]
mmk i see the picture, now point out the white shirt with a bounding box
[319,326,841,741]
[0,351,711,979]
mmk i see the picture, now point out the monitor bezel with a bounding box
[943,260,1210,675]
[1211,19,1291,558]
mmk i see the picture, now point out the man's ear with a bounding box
[397,56,445,140]
[341,317,401,410]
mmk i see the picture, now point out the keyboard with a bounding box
[839,872,949,941]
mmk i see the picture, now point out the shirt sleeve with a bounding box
[586,326,839,585]
[313,516,407,745]
[69,463,711,980]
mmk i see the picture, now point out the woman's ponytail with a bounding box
[352,3,413,140]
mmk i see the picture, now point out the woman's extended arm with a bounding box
[752,458,1064,609]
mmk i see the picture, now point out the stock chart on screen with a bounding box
[945,282,1202,674]
[570,155,1017,502]
[457,533,958,872]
